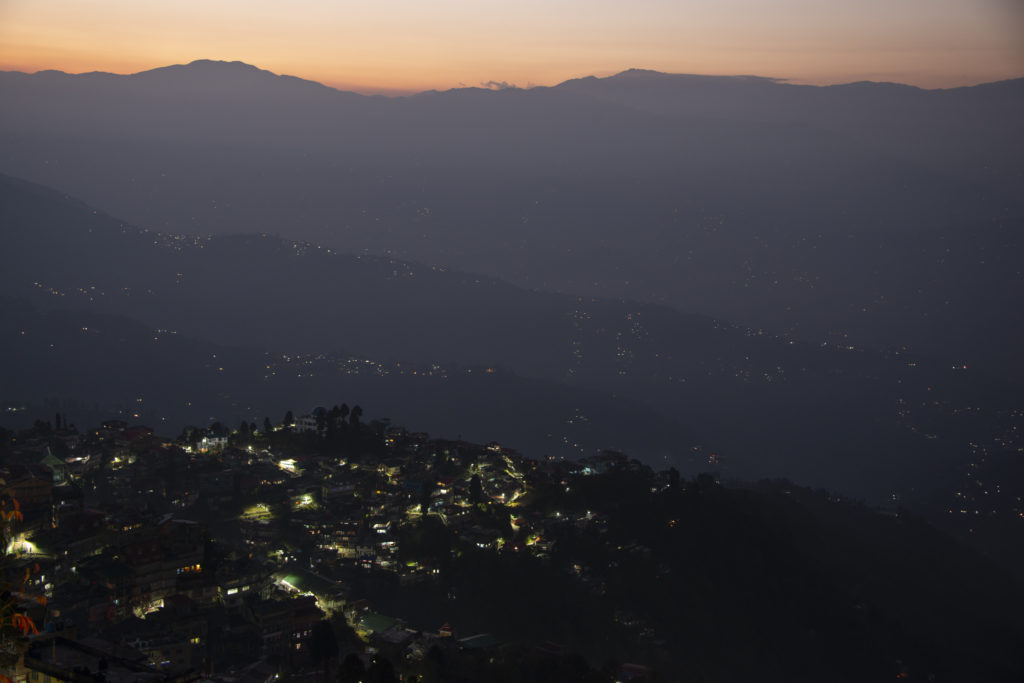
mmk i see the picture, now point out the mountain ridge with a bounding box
[3,172,1021,506]
[2,60,1021,379]
[5,58,1021,95]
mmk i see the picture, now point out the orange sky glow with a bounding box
[1,0,1022,93]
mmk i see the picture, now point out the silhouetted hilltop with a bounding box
[551,68,1024,194]
[2,58,365,98]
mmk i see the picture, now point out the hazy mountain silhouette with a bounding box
[3,173,1020,504]
[2,61,1021,377]
[553,68,1024,175]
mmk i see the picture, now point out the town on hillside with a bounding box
[0,408,657,683]
[3,407,1023,683]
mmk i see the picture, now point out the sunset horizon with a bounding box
[2,56,1022,97]
[2,0,1021,95]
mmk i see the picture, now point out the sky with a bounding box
[1,0,1022,93]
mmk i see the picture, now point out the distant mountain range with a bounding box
[3,173,1020,507]
[2,60,1021,377]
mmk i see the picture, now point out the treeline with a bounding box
[364,465,1024,682]
[179,403,390,461]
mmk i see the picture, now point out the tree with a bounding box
[284,410,294,427]
[349,405,362,427]
[263,416,273,433]
[338,653,366,683]
[367,655,397,683]
[421,645,447,683]
[470,474,483,505]
[308,620,339,677]
[277,498,293,533]
[329,611,363,655]
[420,481,435,515]
[178,425,203,450]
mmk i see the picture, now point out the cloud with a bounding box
[480,80,515,90]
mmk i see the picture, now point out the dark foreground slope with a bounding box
[342,466,1024,682]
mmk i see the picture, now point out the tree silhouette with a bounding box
[470,474,483,505]
[420,481,435,515]
[337,653,365,683]
[421,645,447,683]
[308,619,339,678]
[367,655,397,683]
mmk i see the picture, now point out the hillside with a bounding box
[371,471,1024,682]
[3,174,1021,506]
[6,411,1022,682]
[1,62,1021,375]
[0,299,697,463]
